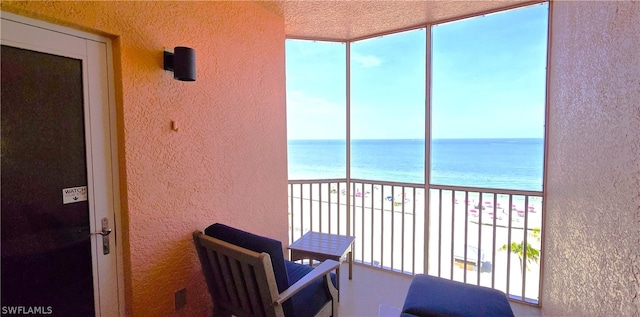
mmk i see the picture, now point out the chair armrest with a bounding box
[276,259,340,304]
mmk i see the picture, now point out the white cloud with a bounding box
[286,91,342,115]
[286,91,346,139]
[351,53,382,68]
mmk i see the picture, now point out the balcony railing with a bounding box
[288,179,543,305]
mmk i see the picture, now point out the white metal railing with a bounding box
[288,179,543,305]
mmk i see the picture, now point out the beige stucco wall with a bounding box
[544,1,640,315]
[1,1,288,316]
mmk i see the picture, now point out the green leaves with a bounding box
[500,227,541,272]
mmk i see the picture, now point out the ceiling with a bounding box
[257,0,541,41]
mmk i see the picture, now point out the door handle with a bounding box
[93,228,112,236]
[91,218,111,255]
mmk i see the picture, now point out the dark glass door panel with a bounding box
[1,45,95,316]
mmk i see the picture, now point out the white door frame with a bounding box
[1,11,124,316]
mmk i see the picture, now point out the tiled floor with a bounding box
[337,263,543,317]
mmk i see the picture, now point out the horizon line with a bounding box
[288,137,544,141]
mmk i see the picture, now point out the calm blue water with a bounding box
[288,138,544,191]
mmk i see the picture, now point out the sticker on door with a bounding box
[62,186,88,204]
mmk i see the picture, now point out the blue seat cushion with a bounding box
[204,223,294,316]
[402,274,514,317]
[285,260,338,317]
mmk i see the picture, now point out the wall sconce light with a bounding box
[163,46,196,81]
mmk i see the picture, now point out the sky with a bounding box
[285,3,549,140]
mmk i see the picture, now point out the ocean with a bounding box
[287,138,544,191]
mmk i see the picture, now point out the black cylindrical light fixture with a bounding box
[163,46,196,81]
[173,47,196,81]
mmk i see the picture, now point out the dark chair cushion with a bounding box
[285,260,338,317]
[204,223,293,316]
[402,274,514,317]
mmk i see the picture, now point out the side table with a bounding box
[288,231,355,301]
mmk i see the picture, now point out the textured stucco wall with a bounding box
[1,1,288,316]
[545,1,640,315]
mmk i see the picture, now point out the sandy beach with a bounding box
[288,181,543,301]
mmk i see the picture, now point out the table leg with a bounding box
[336,265,341,302]
[348,250,353,280]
